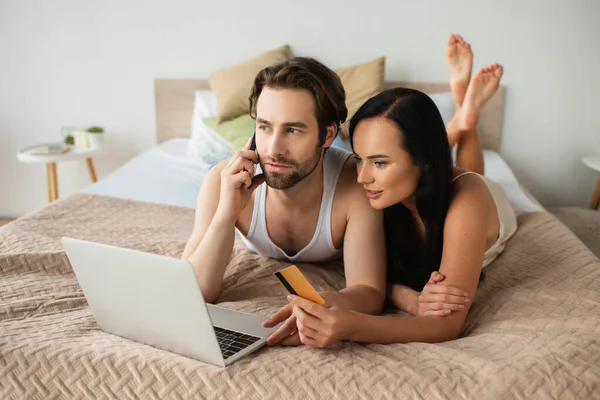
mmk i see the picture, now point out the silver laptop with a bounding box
[61,237,278,367]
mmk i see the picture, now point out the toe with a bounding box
[494,65,504,78]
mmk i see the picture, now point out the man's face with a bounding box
[255,87,325,190]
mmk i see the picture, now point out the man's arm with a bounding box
[323,169,387,315]
[182,141,264,303]
[181,161,237,303]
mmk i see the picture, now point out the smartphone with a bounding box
[274,265,325,305]
[249,130,260,165]
[249,130,257,151]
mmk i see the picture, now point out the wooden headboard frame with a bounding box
[154,79,504,150]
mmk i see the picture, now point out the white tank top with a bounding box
[238,146,352,262]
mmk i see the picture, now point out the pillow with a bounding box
[203,114,255,151]
[187,90,234,163]
[426,92,460,162]
[209,45,292,123]
[334,57,385,139]
[331,135,352,152]
[427,92,456,125]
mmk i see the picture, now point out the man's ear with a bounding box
[324,123,338,148]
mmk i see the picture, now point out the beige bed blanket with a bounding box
[1,194,599,399]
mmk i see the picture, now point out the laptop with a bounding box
[61,237,279,367]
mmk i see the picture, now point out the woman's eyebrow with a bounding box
[367,154,390,160]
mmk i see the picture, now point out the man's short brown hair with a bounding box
[248,57,347,146]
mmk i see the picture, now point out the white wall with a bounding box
[1,0,599,217]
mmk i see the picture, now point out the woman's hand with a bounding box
[416,271,470,316]
[288,295,358,348]
[263,303,302,346]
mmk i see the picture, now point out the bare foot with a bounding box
[445,34,473,107]
[457,64,503,131]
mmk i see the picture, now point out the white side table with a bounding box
[582,155,600,210]
[17,143,102,202]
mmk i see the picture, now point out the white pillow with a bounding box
[187,91,234,163]
[427,92,455,125]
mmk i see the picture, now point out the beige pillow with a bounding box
[209,45,292,122]
[335,56,385,139]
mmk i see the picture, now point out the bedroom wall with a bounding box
[1,0,599,217]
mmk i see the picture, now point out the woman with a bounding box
[286,35,517,346]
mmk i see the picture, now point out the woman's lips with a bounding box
[364,189,383,199]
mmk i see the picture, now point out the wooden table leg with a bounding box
[47,162,58,202]
[591,176,600,210]
[86,158,97,183]
[46,163,52,202]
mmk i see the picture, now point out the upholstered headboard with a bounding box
[154,79,504,150]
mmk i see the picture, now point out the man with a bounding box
[182,57,386,345]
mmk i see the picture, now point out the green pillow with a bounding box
[203,114,256,151]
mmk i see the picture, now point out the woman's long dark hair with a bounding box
[349,88,454,291]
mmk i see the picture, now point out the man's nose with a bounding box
[266,130,286,156]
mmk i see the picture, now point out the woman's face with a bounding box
[352,117,421,210]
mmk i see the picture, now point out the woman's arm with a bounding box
[291,179,494,346]
[291,297,463,346]
[388,273,469,316]
[348,313,461,344]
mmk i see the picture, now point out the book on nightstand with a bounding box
[30,144,70,155]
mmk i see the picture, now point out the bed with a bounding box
[1,80,599,400]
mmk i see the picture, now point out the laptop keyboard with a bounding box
[214,326,261,359]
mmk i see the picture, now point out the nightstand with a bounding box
[582,155,600,210]
[17,143,102,202]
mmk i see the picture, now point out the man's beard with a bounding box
[260,146,323,190]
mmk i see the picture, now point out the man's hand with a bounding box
[216,137,264,220]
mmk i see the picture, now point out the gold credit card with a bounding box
[273,265,325,305]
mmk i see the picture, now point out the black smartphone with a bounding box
[244,131,259,185]
[249,130,260,164]
[249,130,256,151]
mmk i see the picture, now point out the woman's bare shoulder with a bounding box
[449,168,494,212]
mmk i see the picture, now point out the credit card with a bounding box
[274,265,325,305]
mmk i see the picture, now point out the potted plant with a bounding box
[64,134,75,145]
[87,126,104,148]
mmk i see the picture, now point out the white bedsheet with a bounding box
[83,139,209,208]
[482,150,543,213]
[84,139,543,213]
